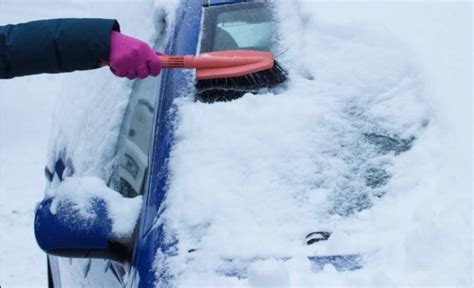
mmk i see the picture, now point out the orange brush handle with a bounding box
[100,50,274,80]
[157,50,274,80]
[158,54,268,69]
[157,56,187,68]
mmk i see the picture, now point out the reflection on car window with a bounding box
[111,75,160,197]
[214,7,273,51]
[198,2,286,103]
[201,3,275,53]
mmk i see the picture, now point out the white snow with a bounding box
[0,74,57,286]
[48,177,142,239]
[156,1,472,287]
[247,259,289,288]
[0,0,471,287]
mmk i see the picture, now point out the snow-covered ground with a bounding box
[0,0,472,287]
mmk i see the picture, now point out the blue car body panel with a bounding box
[131,0,202,286]
[35,198,111,251]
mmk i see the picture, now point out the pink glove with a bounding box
[109,31,161,79]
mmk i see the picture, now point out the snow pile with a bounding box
[47,177,142,239]
[247,259,289,287]
[155,1,471,287]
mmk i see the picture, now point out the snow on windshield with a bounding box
[155,1,470,287]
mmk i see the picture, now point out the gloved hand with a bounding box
[109,31,161,79]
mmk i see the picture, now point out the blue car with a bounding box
[35,0,363,287]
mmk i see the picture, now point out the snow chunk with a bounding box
[248,259,289,288]
[48,177,142,239]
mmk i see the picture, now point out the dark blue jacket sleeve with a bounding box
[0,18,119,79]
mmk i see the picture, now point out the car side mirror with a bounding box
[34,180,141,263]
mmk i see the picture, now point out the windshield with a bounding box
[198,2,285,103]
[200,2,274,53]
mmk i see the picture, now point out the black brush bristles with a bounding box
[196,60,287,103]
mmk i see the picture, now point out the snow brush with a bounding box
[194,50,287,103]
[158,50,276,80]
[154,49,286,102]
[102,49,287,102]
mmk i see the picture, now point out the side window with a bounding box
[112,75,161,197]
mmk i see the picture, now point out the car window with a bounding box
[214,7,273,51]
[111,75,161,197]
[201,2,275,53]
[198,2,286,103]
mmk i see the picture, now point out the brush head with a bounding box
[196,60,287,103]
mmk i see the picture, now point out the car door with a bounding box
[42,27,164,288]
[127,0,203,287]
[45,71,161,288]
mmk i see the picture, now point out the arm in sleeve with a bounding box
[0,18,119,79]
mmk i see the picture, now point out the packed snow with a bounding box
[48,177,142,239]
[0,0,471,287]
[156,1,472,287]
